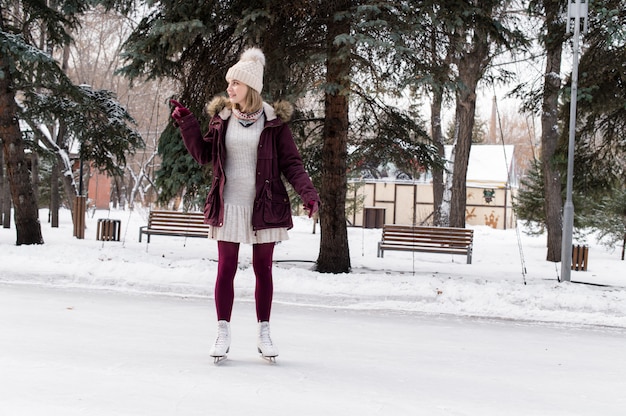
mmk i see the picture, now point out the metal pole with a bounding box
[560,0,588,282]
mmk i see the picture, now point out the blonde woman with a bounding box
[171,48,319,362]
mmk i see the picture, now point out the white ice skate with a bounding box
[257,321,278,363]
[209,320,231,364]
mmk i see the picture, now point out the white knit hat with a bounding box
[225,47,265,93]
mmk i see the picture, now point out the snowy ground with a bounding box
[1,284,625,416]
[1,208,625,415]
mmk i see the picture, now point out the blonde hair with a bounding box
[234,87,263,113]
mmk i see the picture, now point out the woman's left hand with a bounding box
[305,200,318,218]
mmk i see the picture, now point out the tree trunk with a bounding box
[0,140,4,227]
[449,55,486,227]
[449,87,475,228]
[428,21,449,227]
[316,0,351,273]
[50,161,60,227]
[541,1,565,262]
[1,145,10,227]
[31,152,39,216]
[0,55,44,245]
[2,172,10,229]
[430,89,445,226]
[59,45,79,217]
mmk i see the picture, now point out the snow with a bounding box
[1,208,625,415]
[445,144,516,188]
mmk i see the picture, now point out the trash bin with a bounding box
[97,219,121,241]
[363,207,386,228]
[571,244,588,271]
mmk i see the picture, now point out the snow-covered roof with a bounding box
[446,144,516,188]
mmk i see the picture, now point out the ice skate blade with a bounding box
[261,355,277,363]
[212,355,227,364]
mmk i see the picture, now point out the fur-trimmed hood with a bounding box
[206,95,293,122]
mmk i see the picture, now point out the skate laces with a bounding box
[212,321,230,352]
[259,323,269,339]
[258,322,273,347]
[216,322,229,344]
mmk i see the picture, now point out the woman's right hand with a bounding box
[170,99,191,121]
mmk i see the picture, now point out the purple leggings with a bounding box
[215,241,275,322]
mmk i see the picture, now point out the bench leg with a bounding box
[377,242,384,258]
[139,226,148,243]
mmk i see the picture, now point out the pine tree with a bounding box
[119,1,331,204]
[570,0,626,197]
[445,0,528,228]
[118,0,444,273]
[583,190,626,258]
[514,0,626,261]
[526,0,569,262]
[514,159,547,234]
[313,1,446,272]
[0,1,143,244]
[401,1,529,228]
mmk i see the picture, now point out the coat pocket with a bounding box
[261,180,291,225]
[204,180,221,224]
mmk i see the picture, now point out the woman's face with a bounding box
[226,79,249,108]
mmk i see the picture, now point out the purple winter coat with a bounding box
[176,95,319,231]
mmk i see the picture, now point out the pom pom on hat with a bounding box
[240,48,265,67]
[225,47,265,93]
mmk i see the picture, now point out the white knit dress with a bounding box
[209,115,289,244]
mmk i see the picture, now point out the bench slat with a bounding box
[378,244,469,255]
[139,210,210,243]
[377,224,474,264]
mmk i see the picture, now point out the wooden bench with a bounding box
[377,224,474,264]
[139,210,210,243]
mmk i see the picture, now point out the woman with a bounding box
[170,47,319,362]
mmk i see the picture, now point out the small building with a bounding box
[87,169,112,210]
[349,145,517,230]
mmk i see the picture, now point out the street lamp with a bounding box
[560,0,588,282]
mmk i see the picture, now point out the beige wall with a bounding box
[349,181,517,229]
